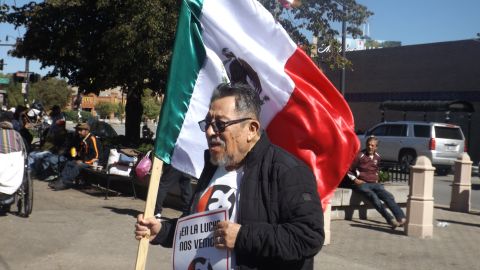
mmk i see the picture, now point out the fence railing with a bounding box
[380,161,409,183]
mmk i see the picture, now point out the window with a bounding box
[368,125,387,136]
[386,124,407,137]
[414,125,430,138]
[435,127,463,140]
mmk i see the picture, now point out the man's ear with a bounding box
[247,120,260,141]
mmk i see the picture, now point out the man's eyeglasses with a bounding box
[198,118,252,133]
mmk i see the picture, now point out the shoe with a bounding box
[389,219,400,230]
[48,179,60,189]
[0,206,8,216]
[53,181,70,191]
[397,218,407,227]
[0,193,14,205]
[44,175,57,182]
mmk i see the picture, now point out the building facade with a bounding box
[322,39,480,163]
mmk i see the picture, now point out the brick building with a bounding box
[72,87,125,118]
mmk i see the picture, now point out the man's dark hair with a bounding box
[366,135,378,145]
[211,82,262,120]
[0,111,14,123]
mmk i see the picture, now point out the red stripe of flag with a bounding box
[266,48,360,209]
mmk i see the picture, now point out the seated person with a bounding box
[28,119,69,180]
[0,114,28,214]
[12,107,33,152]
[347,136,406,229]
[49,123,100,191]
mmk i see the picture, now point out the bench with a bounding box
[322,183,409,245]
[81,165,138,200]
[330,183,409,220]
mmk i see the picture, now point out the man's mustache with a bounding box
[208,137,225,147]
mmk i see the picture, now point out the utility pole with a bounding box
[24,58,30,105]
[340,4,347,96]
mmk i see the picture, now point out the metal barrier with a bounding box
[380,162,409,183]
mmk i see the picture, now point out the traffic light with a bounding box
[0,59,4,70]
[30,73,41,83]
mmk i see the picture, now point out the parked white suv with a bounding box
[358,121,466,175]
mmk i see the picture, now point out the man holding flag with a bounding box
[136,82,324,269]
[134,0,359,269]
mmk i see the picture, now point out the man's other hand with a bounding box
[353,178,365,185]
[214,221,241,250]
[135,214,161,241]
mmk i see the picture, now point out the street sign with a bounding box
[21,82,27,94]
[0,77,9,84]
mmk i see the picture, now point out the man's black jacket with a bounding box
[153,133,324,270]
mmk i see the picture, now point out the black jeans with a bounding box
[154,164,193,215]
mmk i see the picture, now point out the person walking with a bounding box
[135,83,324,270]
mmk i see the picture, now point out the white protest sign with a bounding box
[172,208,230,270]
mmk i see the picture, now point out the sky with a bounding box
[1,0,479,76]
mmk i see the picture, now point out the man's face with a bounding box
[77,128,89,138]
[205,96,253,170]
[366,140,378,155]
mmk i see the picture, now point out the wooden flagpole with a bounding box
[135,156,164,270]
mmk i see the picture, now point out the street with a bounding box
[434,175,480,209]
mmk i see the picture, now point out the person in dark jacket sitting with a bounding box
[50,122,100,191]
[135,83,324,270]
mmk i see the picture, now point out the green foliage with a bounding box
[4,0,372,87]
[63,110,77,121]
[64,109,92,122]
[29,78,71,109]
[378,170,390,183]
[3,77,24,108]
[5,0,178,95]
[116,102,125,117]
[3,0,371,141]
[80,110,93,121]
[136,143,154,154]
[95,101,117,119]
[259,0,373,69]
[4,0,178,143]
[365,39,401,49]
[141,88,162,120]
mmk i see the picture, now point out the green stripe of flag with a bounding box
[154,0,205,163]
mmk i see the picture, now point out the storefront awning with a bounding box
[379,100,474,113]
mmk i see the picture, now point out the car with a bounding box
[358,121,466,175]
[472,161,479,176]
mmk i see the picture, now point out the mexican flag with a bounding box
[154,0,359,208]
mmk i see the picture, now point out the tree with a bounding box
[142,88,162,120]
[29,78,71,110]
[116,102,125,119]
[4,0,179,145]
[2,75,24,108]
[3,0,370,143]
[94,101,117,119]
[259,0,372,69]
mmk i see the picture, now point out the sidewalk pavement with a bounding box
[317,206,480,270]
[1,180,479,270]
[154,195,480,270]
